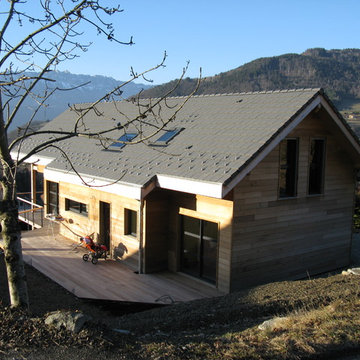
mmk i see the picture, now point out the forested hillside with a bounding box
[141,48,360,111]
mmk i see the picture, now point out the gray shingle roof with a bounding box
[18,88,323,187]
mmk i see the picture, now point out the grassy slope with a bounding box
[116,274,360,359]
[2,253,360,359]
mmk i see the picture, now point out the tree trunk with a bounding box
[0,178,29,309]
[0,91,29,309]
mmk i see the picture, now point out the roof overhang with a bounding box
[319,95,360,155]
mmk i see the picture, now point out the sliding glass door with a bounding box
[181,215,218,284]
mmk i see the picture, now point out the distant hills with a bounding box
[6,71,151,130]
[141,48,360,112]
[9,48,360,132]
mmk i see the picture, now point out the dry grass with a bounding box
[2,251,360,359]
[122,283,360,360]
[233,296,360,359]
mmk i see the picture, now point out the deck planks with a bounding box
[20,224,223,304]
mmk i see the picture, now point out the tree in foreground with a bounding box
[0,0,199,309]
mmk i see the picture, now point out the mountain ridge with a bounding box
[140,48,360,111]
[6,71,152,130]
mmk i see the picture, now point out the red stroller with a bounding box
[80,236,108,265]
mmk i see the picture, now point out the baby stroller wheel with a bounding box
[91,256,98,265]
[82,254,89,262]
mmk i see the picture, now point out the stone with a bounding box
[342,268,360,276]
[348,268,360,275]
[44,311,91,333]
[258,317,288,331]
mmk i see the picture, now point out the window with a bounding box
[65,198,88,216]
[154,128,183,145]
[279,138,298,198]
[47,181,59,215]
[109,133,137,149]
[125,209,137,237]
[308,139,326,195]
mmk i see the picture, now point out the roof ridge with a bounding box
[72,88,322,106]
[146,88,322,100]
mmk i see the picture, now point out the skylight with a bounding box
[154,128,183,145]
[109,133,137,149]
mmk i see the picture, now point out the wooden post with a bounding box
[139,197,144,274]
[30,165,37,208]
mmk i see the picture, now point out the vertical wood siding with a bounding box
[231,113,356,290]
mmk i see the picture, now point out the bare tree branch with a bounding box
[0,0,200,311]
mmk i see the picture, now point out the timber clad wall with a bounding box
[169,192,233,293]
[231,113,355,290]
[46,181,140,270]
[144,190,170,273]
[143,189,233,292]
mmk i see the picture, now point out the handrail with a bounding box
[17,196,43,208]
[17,195,44,228]
[19,207,44,215]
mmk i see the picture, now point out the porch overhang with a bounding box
[44,168,144,200]
[11,151,55,166]
[156,174,224,199]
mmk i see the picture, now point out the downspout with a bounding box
[138,194,145,274]
[350,168,359,263]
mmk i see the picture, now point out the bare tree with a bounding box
[0,0,199,309]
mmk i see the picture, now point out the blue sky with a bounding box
[9,1,360,85]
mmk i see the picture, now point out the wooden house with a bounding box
[16,88,360,293]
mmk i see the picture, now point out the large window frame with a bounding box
[65,198,88,216]
[278,138,299,198]
[308,138,326,195]
[47,181,59,215]
[180,215,218,284]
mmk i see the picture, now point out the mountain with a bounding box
[8,49,360,131]
[6,71,152,130]
[140,48,360,111]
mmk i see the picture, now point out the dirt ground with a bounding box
[2,247,360,359]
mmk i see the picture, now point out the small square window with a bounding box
[125,209,137,237]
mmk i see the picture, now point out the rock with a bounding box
[258,317,288,331]
[348,268,360,275]
[342,268,360,276]
[44,311,91,333]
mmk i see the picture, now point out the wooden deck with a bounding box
[19,223,223,304]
